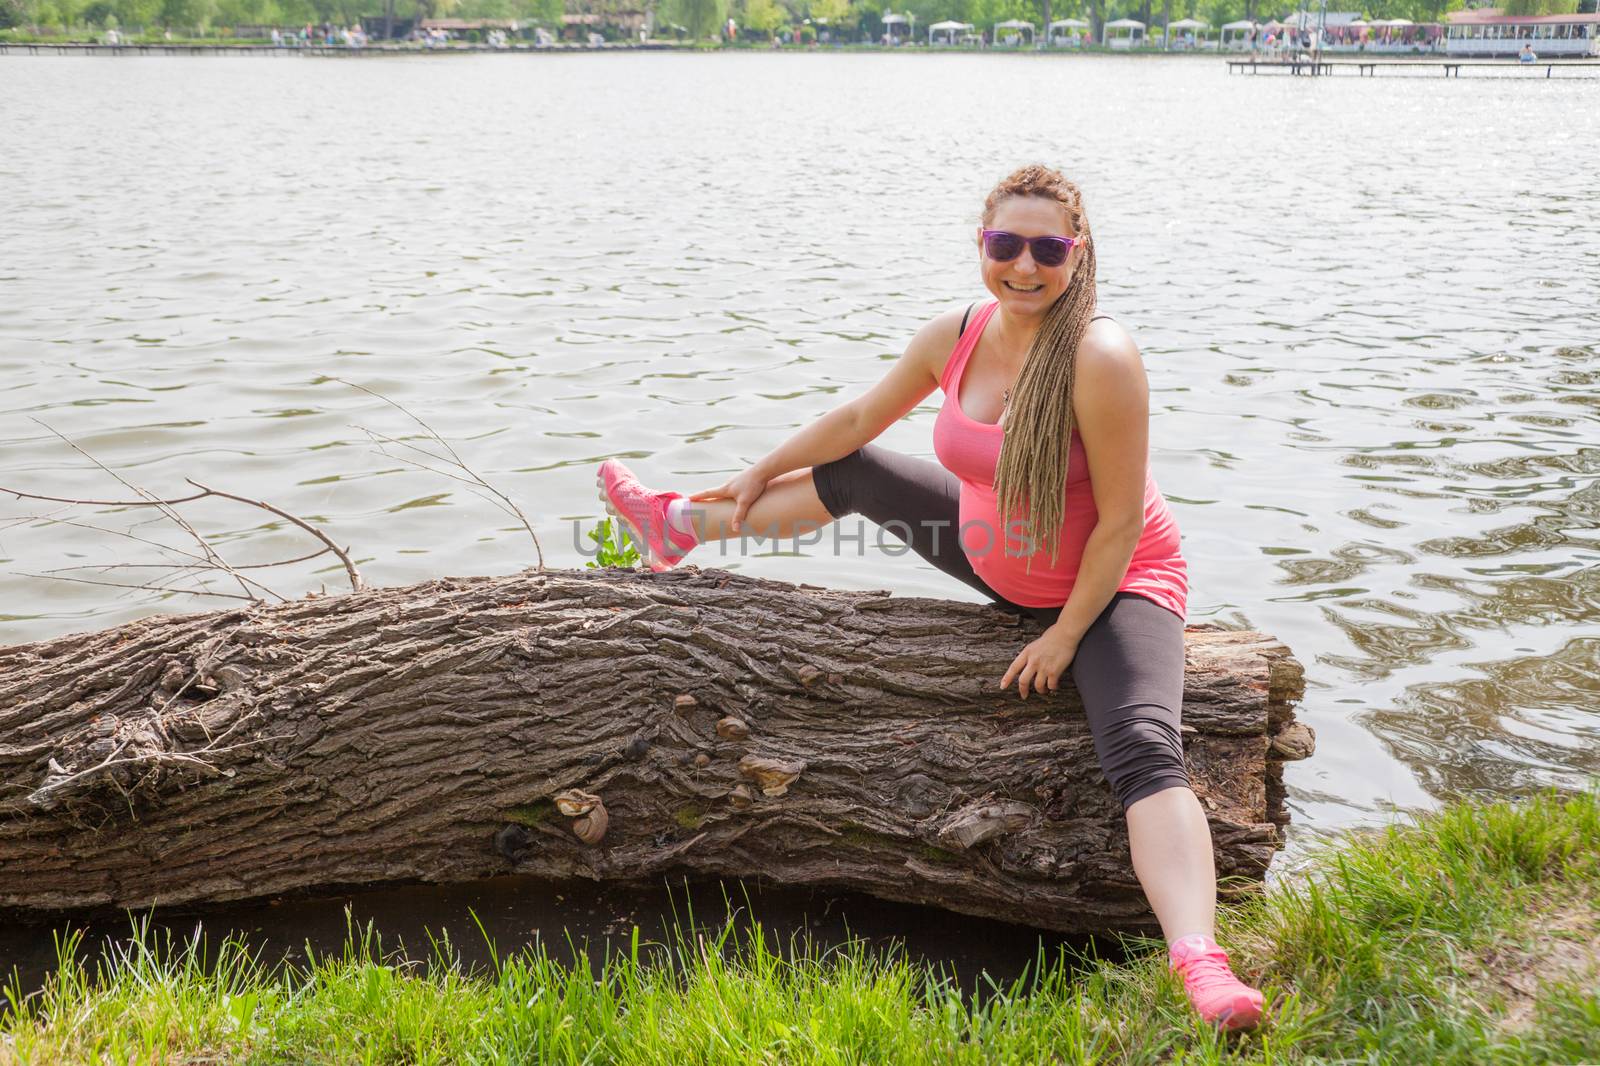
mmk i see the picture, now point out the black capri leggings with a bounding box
[812,445,1190,810]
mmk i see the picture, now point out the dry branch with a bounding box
[1,430,362,602]
[338,378,545,570]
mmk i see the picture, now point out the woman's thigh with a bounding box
[812,445,998,601]
[1070,592,1189,808]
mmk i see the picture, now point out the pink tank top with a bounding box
[930,301,1188,617]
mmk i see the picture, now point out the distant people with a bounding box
[1518,42,1536,62]
[270,27,281,46]
[104,26,120,44]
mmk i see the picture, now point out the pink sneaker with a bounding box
[1169,934,1264,1031]
[597,459,697,573]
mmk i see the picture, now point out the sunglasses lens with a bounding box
[984,232,1024,261]
[1032,238,1070,267]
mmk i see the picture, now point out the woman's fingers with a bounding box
[1000,650,1027,690]
[1017,660,1038,699]
[687,486,729,502]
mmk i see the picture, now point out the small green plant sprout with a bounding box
[585,517,641,569]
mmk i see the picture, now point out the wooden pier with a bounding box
[1226,57,1600,78]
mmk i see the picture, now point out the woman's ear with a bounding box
[1069,239,1088,280]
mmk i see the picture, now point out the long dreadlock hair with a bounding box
[983,164,1098,569]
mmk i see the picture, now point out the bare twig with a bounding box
[1,427,361,599]
[25,420,258,601]
[0,487,211,508]
[361,428,536,536]
[13,572,257,601]
[186,481,364,593]
[6,510,290,603]
[338,378,545,569]
[43,545,332,575]
[27,735,293,811]
[38,518,295,602]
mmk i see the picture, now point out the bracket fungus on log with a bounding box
[0,567,1311,933]
[737,755,807,798]
[553,789,609,845]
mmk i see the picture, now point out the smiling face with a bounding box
[977,195,1082,321]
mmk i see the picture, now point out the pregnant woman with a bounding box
[598,164,1265,1030]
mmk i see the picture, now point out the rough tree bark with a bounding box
[0,568,1311,933]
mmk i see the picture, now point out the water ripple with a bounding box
[1,54,1597,843]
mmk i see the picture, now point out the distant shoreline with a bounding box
[0,40,1231,58]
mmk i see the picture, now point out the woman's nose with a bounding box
[1012,251,1038,274]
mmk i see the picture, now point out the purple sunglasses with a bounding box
[981,230,1079,268]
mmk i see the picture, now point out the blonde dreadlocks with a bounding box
[983,164,1098,569]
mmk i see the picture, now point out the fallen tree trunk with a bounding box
[0,568,1311,933]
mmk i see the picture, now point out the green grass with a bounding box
[3,791,1597,1064]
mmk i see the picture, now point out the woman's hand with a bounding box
[1000,625,1081,699]
[689,466,771,534]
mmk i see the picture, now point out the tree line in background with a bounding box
[0,0,1586,41]
[682,0,1583,38]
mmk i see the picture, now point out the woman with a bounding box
[597,164,1265,1030]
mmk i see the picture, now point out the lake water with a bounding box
[2,53,1596,865]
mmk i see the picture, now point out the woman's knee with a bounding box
[811,448,871,519]
[1096,713,1190,810]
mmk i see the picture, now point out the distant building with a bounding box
[561,0,649,40]
[419,18,520,34]
[1444,9,1600,56]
